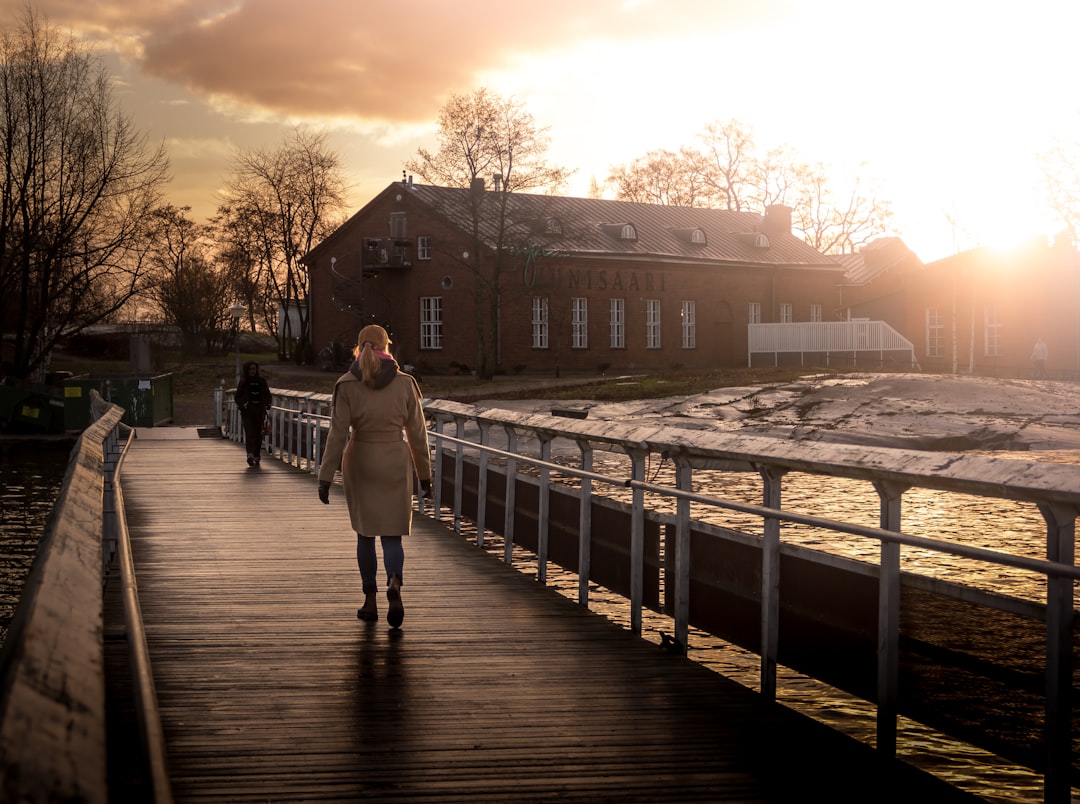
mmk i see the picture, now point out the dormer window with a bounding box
[599,222,637,241]
[736,232,771,249]
[545,217,562,235]
[670,227,707,246]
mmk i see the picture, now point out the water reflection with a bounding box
[514,444,1080,604]
[0,443,71,645]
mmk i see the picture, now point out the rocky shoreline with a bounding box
[481,373,1080,453]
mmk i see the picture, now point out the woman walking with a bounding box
[317,325,432,628]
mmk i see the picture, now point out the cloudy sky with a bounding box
[3,0,1079,262]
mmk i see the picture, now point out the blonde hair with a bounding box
[354,324,394,387]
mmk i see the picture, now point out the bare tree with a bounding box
[606,118,893,255]
[144,205,232,357]
[0,7,168,379]
[697,118,756,211]
[790,164,894,255]
[405,88,572,378]
[1039,135,1080,245]
[216,128,348,362]
[606,148,711,207]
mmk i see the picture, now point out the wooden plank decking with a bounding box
[117,428,982,802]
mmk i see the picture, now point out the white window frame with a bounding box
[780,303,793,324]
[609,298,625,348]
[646,299,661,349]
[681,300,696,349]
[810,304,823,323]
[748,302,761,324]
[984,306,1002,357]
[926,308,944,358]
[417,236,431,260]
[420,296,442,349]
[571,297,588,349]
[532,297,549,349]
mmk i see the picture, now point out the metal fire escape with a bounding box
[319,237,411,370]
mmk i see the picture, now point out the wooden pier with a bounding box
[104,427,982,802]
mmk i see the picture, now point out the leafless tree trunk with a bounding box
[0,7,168,380]
[406,88,571,378]
[215,128,347,363]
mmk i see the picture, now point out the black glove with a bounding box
[419,479,432,499]
[318,480,331,504]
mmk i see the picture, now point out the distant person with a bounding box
[235,361,271,466]
[317,325,432,628]
[1031,337,1048,379]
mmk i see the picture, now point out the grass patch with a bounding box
[50,350,827,407]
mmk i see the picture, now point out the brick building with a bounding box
[842,237,1080,379]
[304,180,844,375]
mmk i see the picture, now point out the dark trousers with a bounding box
[241,412,264,456]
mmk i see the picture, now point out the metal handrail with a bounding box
[92,390,173,802]
[113,428,174,803]
[420,399,1080,804]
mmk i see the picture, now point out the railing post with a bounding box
[502,426,518,565]
[629,446,647,636]
[313,417,324,478]
[537,434,552,585]
[431,415,447,521]
[452,416,465,534]
[673,456,692,655]
[1037,501,1076,804]
[872,480,908,759]
[101,426,119,580]
[213,384,223,431]
[757,466,786,701]
[476,421,491,548]
[576,440,593,607]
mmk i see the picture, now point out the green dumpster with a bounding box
[0,380,66,433]
[63,373,174,429]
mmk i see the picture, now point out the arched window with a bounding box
[620,224,637,240]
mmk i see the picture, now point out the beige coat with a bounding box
[318,367,431,536]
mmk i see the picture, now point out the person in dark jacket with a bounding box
[235,361,271,466]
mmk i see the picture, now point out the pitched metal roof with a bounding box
[837,237,923,285]
[402,183,844,272]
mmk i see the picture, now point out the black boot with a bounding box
[386,574,404,629]
[357,591,378,622]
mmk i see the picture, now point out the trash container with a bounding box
[63,373,174,429]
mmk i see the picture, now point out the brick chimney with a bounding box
[762,204,792,237]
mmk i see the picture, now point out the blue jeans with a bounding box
[356,534,404,593]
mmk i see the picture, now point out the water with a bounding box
[0,441,72,646]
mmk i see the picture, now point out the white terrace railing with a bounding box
[749,320,917,368]
[221,386,1080,804]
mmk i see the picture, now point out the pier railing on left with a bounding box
[0,391,172,803]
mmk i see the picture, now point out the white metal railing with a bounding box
[225,387,1079,803]
[421,399,1079,804]
[217,386,334,474]
[749,320,916,367]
